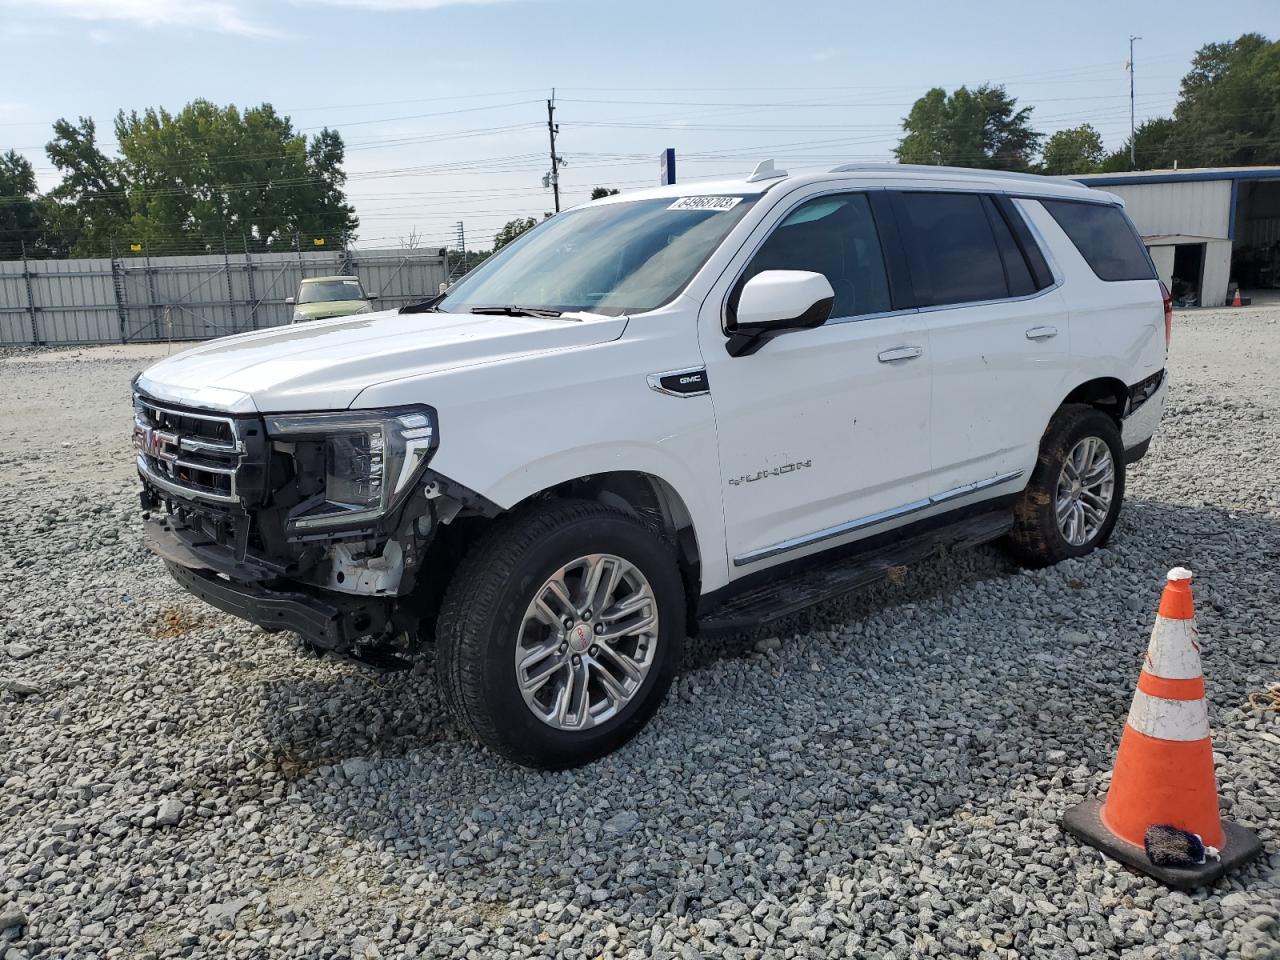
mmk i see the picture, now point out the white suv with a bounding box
[132,162,1169,767]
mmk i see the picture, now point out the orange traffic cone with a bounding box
[1232,287,1243,307]
[1062,568,1263,888]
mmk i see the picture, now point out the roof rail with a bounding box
[829,162,1069,184]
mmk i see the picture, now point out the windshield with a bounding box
[298,279,366,304]
[439,196,757,316]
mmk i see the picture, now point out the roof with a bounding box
[588,161,1106,208]
[300,275,361,283]
[1075,166,1280,187]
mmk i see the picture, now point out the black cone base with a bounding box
[1063,798,1263,890]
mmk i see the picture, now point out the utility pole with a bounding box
[546,89,561,213]
[448,221,467,283]
[1128,35,1141,168]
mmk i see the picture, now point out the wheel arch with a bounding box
[519,471,703,620]
[420,469,705,635]
[1059,376,1128,423]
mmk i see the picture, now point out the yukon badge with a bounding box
[729,460,812,487]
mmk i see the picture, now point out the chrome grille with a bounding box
[134,396,244,504]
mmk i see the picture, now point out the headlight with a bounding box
[264,406,437,532]
[292,310,306,323]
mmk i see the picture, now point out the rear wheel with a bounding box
[1006,404,1125,567]
[434,500,685,768]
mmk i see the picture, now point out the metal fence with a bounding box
[0,247,449,346]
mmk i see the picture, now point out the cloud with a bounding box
[1,0,274,37]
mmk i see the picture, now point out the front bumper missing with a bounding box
[144,517,389,651]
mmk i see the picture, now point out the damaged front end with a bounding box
[134,389,492,668]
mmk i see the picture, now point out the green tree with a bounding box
[590,186,620,200]
[1171,33,1280,166]
[0,150,44,260]
[43,101,358,256]
[493,216,538,251]
[112,100,357,253]
[895,84,1042,171]
[1101,118,1183,172]
[1040,124,1106,175]
[43,117,129,256]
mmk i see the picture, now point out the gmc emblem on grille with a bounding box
[134,425,180,462]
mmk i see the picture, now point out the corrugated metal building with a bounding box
[1075,167,1280,308]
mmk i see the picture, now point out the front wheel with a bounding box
[1006,404,1126,568]
[434,500,685,768]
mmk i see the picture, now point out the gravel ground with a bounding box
[2,307,1278,960]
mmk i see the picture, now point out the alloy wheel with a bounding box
[1055,436,1115,547]
[514,554,659,730]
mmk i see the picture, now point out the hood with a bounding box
[292,300,373,322]
[136,308,629,413]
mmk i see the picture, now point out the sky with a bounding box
[0,0,1273,251]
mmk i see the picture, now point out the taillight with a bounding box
[1159,281,1173,346]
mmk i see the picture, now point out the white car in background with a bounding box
[131,161,1168,767]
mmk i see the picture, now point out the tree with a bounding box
[493,217,538,251]
[895,84,1042,171]
[43,117,129,256]
[1171,33,1280,167]
[1096,33,1279,172]
[0,150,44,259]
[1040,124,1106,175]
[111,100,357,253]
[590,186,620,200]
[1100,118,1182,172]
[43,101,358,256]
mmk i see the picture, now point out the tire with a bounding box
[434,499,686,769]
[1005,404,1126,568]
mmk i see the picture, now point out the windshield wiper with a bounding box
[399,291,446,314]
[469,305,566,319]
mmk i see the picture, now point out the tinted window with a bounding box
[984,197,1036,297]
[995,195,1055,290]
[896,192,1007,306]
[1041,199,1155,282]
[741,193,891,320]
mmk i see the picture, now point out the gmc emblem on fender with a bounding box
[650,368,710,397]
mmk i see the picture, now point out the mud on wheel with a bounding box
[1006,404,1126,568]
[434,499,685,769]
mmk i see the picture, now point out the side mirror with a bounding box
[727,270,835,357]
[285,296,296,306]
[367,294,378,301]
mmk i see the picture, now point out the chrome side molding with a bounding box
[733,469,1025,567]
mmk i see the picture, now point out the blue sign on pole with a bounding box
[659,148,676,186]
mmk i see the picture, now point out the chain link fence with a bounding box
[0,245,449,346]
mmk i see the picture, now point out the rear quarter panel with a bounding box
[1017,198,1166,400]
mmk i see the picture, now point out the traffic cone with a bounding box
[1062,568,1263,888]
[1232,287,1243,307]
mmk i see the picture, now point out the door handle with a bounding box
[1025,325,1059,341]
[877,345,923,363]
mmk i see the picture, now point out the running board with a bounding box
[697,508,1012,635]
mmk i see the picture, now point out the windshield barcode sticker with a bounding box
[669,196,742,212]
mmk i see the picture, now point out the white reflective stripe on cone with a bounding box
[1126,689,1211,741]
[1144,616,1203,680]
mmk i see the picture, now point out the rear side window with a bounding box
[895,192,1008,307]
[983,196,1036,297]
[1040,199,1155,282]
